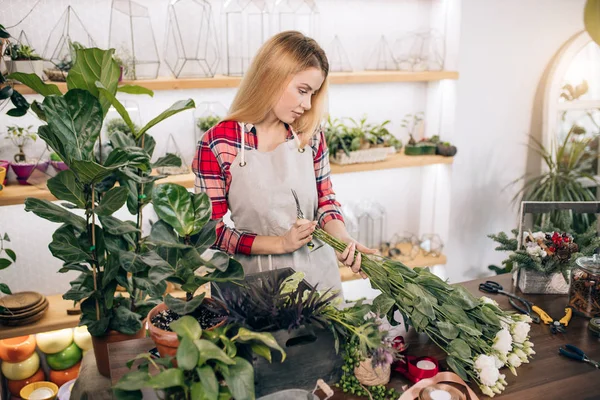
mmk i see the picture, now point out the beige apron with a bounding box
[228,122,342,293]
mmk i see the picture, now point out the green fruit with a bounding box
[46,342,82,371]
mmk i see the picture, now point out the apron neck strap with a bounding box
[239,122,247,167]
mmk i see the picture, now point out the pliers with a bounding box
[559,344,600,369]
[532,306,572,334]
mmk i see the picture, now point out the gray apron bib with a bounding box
[228,122,342,293]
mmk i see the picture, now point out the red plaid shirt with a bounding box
[192,120,344,255]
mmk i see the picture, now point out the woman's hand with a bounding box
[337,239,377,279]
[279,219,317,254]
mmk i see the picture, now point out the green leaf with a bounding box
[196,366,219,400]
[191,382,208,400]
[250,343,272,363]
[0,85,13,100]
[94,186,128,216]
[7,107,28,117]
[414,296,436,320]
[110,132,137,149]
[136,99,196,138]
[204,258,245,282]
[436,321,459,340]
[585,0,600,46]
[153,153,182,168]
[234,328,286,362]
[147,369,185,390]
[410,310,429,332]
[6,72,62,96]
[104,148,150,171]
[153,183,195,236]
[63,273,94,302]
[49,225,90,263]
[31,100,46,121]
[448,338,471,360]
[191,192,212,234]
[96,82,138,135]
[4,249,16,262]
[165,293,205,316]
[114,370,152,391]
[103,255,121,287]
[448,285,479,310]
[480,305,501,327]
[119,251,168,274]
[149,220,189,249]
[456,323,482,337]
[117,85,154,97]
[67,48,121,117]
[221,357,255,400]
[99,215,139,236]
[177,336,199,370]
[372,294,395,316]
[46,170,86,208]
[113,389,143,400]
[193,220,218,253]
[0,259,12,270]
[170,315,202,340]
[109,305,143,335]
[194,339,236,366]
[42,89,103,163]
[0,283,12,295]
[24,198,86,231]
[446,356,469,382]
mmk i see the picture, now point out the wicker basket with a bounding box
[331,146,394,165]
[513,268,570,294]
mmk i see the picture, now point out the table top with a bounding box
[99,274,600,400]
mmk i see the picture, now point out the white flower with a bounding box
[532,232,546,240]
[514,348,528,362]
[540,250,547,258]
[492,354,505,368]
[508,353,522,368]
[498,374,507,385]
[480,366,500,386]
[480,385,496,398]
[525,244,540,255]
[481,296,499,306]
[493,329,513,355]
[475,354,496,370]
[511,321,531,343]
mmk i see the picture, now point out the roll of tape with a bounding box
[589,318,600,336]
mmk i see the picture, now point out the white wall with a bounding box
[446,0,588,283]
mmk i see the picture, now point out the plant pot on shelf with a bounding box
[404,145,423,156]
[418,143,437,155]
[91,327,146,378]
[147,298,228,358]
[513,268,570,294]
[10,161,49,185]
[330,147,393,165]
[0,167,6,192]
[43,68,68,82]
[0,160,9,185]
[6,60,44,80]
[436,143,457,157]
[50,161,68,172]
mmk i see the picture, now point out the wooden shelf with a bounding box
[12,71,459,94]
[0,152,452,206]
[340,253,447,282]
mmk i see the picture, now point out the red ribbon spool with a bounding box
[394,355,439,383]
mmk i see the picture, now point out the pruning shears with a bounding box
[291,189,316,250]
[478,281,540,324]
[559,344,600,369]
[532,306,572,334]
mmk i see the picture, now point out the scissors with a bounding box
[559,344,600,369]
[478,281,540,323]
[291,189,317,250]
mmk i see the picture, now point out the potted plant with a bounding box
[489,225,600,294]
[44,41,85,82]
[401,112,429,156]
[196,114,221,133]
[4,42,44,80]
[14,46,195,377]
[145,183,244,357]
[0,232,16,311]
[5,125,48,185]
[0,165,6,191]
[430,135,458,157]
[113,316,285,400]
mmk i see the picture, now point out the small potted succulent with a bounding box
[6,125,48,185]
[4,43,44,80]
[401,112,427,156]
[430,135,458,157]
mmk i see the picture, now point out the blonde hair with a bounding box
[226,31,329,147]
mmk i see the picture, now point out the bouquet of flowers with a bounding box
[314,229,535,397]
[489,225,600,280]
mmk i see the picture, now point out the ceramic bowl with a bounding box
[7,368,45,396]
[46,342,82,371]
[1,351,40,381]
[20,381,58,400]
[73,326,92,352]
[36,329,73,354]
[49,361,80,387]
[0,335,37,362]
[57,378,76,400]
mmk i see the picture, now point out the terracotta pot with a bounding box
[0,335,37,363]
[147,298,227,358]
[91,327,146,378]
[49,361,80,388]
[7,368,45,396]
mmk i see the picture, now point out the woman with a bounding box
[192,31,374,293]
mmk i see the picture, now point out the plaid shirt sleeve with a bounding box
[311,128,345,227]
[192,121,256,255]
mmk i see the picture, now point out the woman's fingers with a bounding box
[351,251,361,274]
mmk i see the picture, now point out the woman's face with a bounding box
[273,67,325,125]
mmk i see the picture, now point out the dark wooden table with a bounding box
[75,274,600,400]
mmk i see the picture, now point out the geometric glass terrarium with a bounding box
[223,0,270,76]
[157,133,190,176]
[326,35,352,73]
[109,0,161,80]
[273,0,319,38]
[194,101,228,144]
[165,0,220,78]
[42,6,97,67]
[365,36,398,71]
[103,100,142,141]
[393,30,445,72]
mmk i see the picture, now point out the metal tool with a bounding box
[532,306,572,334]
[291,189,316,250]
[478,280,540,323]
[559,344,600,369]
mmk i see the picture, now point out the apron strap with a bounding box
[290,129,305,153]
[239,122,247,167]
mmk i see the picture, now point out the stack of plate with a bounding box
[0,292,49,326]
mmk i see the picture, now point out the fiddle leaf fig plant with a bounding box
[147,183,244,316]
[15,47,195,337]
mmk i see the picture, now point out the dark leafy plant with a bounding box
[5,43,42,61]
[14,47,195,336]
[0,24,30,117]
[324,115,402,157]
[114,316,286,400]
[0,232,16,310]
[146,183,244,316]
